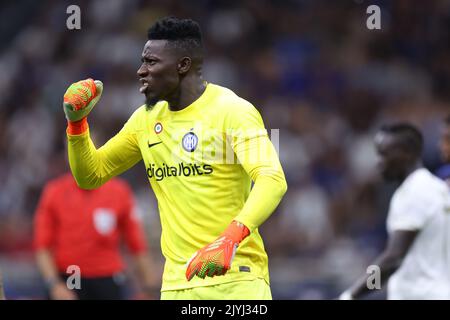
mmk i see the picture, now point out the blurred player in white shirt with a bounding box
[340,123,450,300]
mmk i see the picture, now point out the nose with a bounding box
[137,64,147,78]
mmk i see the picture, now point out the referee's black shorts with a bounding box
[56,273,126,300]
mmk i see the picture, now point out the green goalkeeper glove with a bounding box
[185,221,250,281]
[63,78,103,122]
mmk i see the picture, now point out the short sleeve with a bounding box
[33,185,57,250]
[387,185,435,232]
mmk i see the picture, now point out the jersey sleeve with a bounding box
[67,108,143,189]
[33,184,57,250]
[226,101,288,231]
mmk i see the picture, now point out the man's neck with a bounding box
[401,161,423,182]
[167,77,206,112]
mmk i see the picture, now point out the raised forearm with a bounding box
[63,78,149,192]
[67,131,106,189]
[67,129,141,190]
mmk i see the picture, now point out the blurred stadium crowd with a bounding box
[0,0,449,299]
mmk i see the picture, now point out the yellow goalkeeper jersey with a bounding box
[67,83,287,291]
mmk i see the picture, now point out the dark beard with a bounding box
[145,95,161,110]
[382,169,406,182]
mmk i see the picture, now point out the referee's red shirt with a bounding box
[33,173,147,277]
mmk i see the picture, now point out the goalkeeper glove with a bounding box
[63,78,103,134]
[185,220,250,281]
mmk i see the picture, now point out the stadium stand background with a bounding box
[0,0,449,299]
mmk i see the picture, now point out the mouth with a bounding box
[139,79,149,94]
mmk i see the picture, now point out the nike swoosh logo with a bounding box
[148,141,162,148]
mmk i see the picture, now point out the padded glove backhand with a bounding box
[63,78,103,122]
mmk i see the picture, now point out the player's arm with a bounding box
[64,79,142,189]
[118,185,160,297]
[232,132,287,231]
[186,103,287,281]
[34,186,77,300]
[131,253,161,299]
[227,101,287,231]
[340,230,418,300]
[35,250,77,300]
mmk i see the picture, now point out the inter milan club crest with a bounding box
[154,122,163,134]
[182,131,198,152]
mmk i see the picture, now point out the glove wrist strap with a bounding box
[223,220,250,244]
[67,117,88,135]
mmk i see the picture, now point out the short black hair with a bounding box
[148,17,203,62]
[379,123,424,156]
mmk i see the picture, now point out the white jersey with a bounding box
[387,168,450,300]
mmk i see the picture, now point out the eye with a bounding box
[141,58,157,66]
[144,59,157,66]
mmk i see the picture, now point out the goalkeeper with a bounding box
[64,17,287,300]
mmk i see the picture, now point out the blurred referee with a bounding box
[34,172,159,300]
